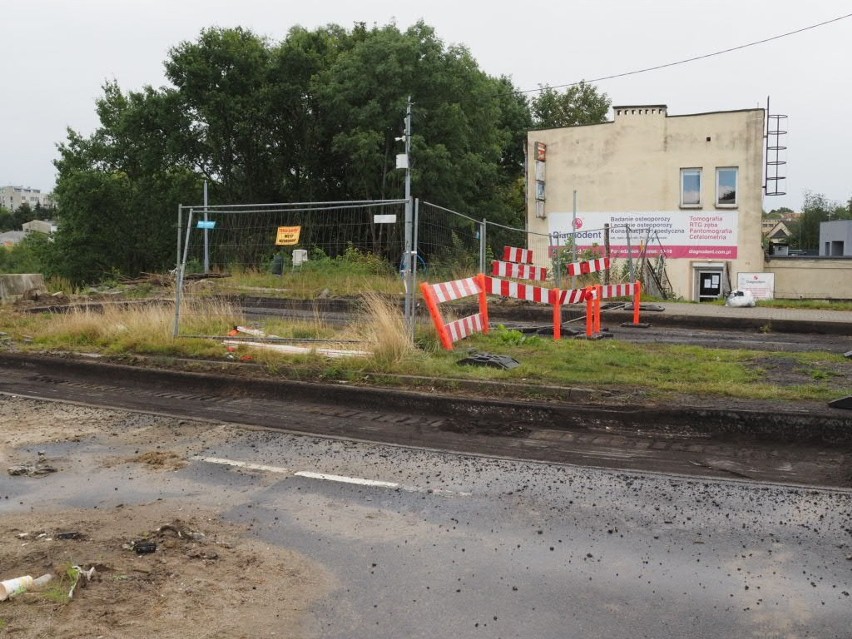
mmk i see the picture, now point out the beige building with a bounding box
[527,105,767,301]
[0,185,54,211]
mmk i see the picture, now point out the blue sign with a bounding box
[197,220,216,230]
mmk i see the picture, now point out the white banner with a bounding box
[549,211,739,259]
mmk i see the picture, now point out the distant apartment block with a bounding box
[0,185,55,210]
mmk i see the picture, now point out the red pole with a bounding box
[419,282,454,350]
[594,285,602,334]
[633,281,642,325]
[476,273,490,335]
[550,288,562,340]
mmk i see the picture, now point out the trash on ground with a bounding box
[56,531,85,540]
[0,576,34,601]
[457,352,520,370]
[127,540,157,554]
[224,326,371,359]
[67,566,96,599]
[725,290,756,307]
[828,395,852,410]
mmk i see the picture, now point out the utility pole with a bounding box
[203,180,210,274]
[400,97,414,330]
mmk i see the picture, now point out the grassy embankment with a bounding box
[0,264,847,404]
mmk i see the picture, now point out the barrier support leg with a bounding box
[476,273,490,335]
[584,287,594,338]
[552,294,562,341]
[419,282,454,350]
[594,285,602,334]
[632,280,642,325]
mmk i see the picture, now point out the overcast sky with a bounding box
[4,0,850,211]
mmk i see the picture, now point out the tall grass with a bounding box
[33,298,244,357]
[357,292,415,366]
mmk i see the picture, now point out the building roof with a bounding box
[0,230,26,246]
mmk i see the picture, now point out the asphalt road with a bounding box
[0,354,850,488]
[4,400,850,639]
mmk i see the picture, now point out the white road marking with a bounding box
[192,456,291,474]
[192,455,470,496]
[294,470,399,488]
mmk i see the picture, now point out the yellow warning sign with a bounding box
[275,226,301,246]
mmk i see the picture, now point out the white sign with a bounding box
[373,214,397,224]
[737,272,775,300]
[549,211,739,260]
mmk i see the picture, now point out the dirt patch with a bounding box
[0,397,332,638]
[129,450,187,471]
[0,502,329,638]
[750,354,849,393]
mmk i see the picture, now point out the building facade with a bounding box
[0,186,54,211]
[527,105,766,301]
[819,220,852,257]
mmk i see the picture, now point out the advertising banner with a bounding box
[737,272,775,300]
[549,211,738,260]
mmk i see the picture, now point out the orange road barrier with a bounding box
[420,274,489,351]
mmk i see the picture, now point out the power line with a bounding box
[521,11,852,94]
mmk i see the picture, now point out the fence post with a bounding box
[604,223,610,286]
[173,208,194,338]
[479,219,487,274]
[626,225,635,282]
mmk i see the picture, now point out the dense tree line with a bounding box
[38,22,608,285]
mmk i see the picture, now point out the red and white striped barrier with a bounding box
[491,260,549,281]
[420,274,489,350]
[502,246,534,264]
[421,246,642,349]
[600,282,640,300]
[483,276,551,303]
[427,276,482,303]
[565,257,610,276]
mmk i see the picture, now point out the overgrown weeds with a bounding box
[357,292,415,367]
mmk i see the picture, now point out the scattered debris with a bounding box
[56,531,85,540]
[224,326,371,359]
[457,352,520,370]
[828,396,852,410]
[67,566,96,599]
[8,453,58,477]
[844,350,851,359]
[0,576,34,601]
[128,540,157,555]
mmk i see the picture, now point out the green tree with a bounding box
[789,192,847,250]
[531,81,611,129]
[52,22,610,284]
[0,206,14,231]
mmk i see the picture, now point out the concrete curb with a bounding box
[2,352,850,446]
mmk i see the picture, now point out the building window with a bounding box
[680,168,701,206]
[716,167,737,206]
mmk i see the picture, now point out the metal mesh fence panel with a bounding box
[178,200,406,273]
[174,199,405,337]
[416,202,483,280]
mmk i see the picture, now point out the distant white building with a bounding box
[0,185,55,211]
[22,219,58,234]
